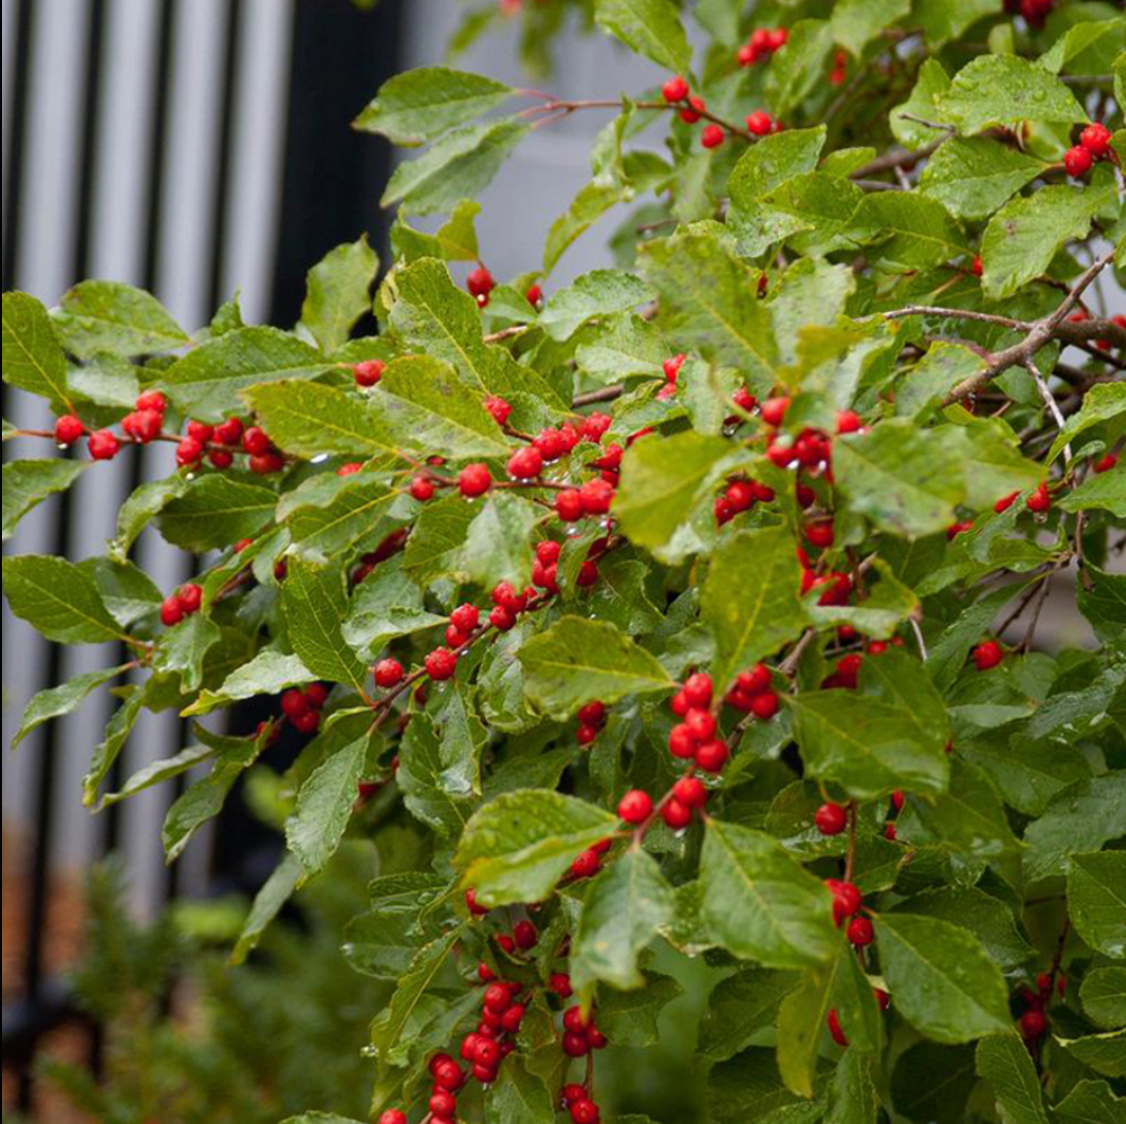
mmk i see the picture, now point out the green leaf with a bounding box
[455,789,617,906]
[401,491,476,586]
[98,741,218,809]
[976,1034,1049,1124]
[593,0,691,74]
[163,326,333,421]
[596,972,683,1046]
[1023,773,1126,883]
[517,616,675,719]
[919,137,1046,221]
[286,736,368,878]
[299,235,378,353]
[1055,1030,1126,1079]
[938,55,1088,135]
[1048,381,1126,463]
[639,230,778,393]
[341,554,446,661]
[109,477,190,562]
[152,613,221,693]
[343,873,447,979]
[373,355,509,457]
[1059,470,1126,519]
[2,291,72,408]
[244,379,395,458]
[2,554,122,643]
[703,525,807,694]
[231,853,301,964]
[536,269,653,342]
[285,477,398,564]
[825,1048,879,1124]
[700,819,837,969]
[157,475,277,552]
[981,181,1117,301]
[766,19,834,118]
[830,0,910,57]
[916,0,1000,46]
[808,558,918,639]
[698,968,800,1062]
[484,1060,556,1124]
[53,280,188,357]
[544,181,622,275]
[571,848,675,990]
[775,946,845,1098]
[354,67,514,145]
[1052,1080,1124,1124]
[465,492,538,591]
[708,1047,826,1124]
[382,119,529,216]
[1039,18,1125,77]
[1080,968,1126,1030]
[1068,851,1126,959]
[874,913,1012,1043]
[398,708,482,839]
[2,459,86,541]
[282,558,369,693]
[893,887,1033,970]
[850,192,970,272]
[11,663,130,749]
[163,733,265,861]
[792,650,950,799]
[890,59,952,149]
[911,757,1020,858]
[184,649,312,716]
[612,430,733,563]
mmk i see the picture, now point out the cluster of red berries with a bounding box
[994,480,1052,517]
[351,528,409,585]
[280,683,329,734]
[159,581,203,627]
[973,638,1004,672]
[576,698,606,746]
[1005,0,1054,28]
[714,475,774,525]
[568,835,613,881]
[736,26,788,67]
[561,1083,602,1124]
[884,788,905,841]
[828,49,848,87]
[1018,971,1063,1041]
[657,352,685,400]
[1063,123,1113,179]
[560,1002,608,1058]
[723,662,781,719]
[826,877,873,946]
[821,635,905,691]
[818,791,904,840]
[1067,307,1126,352]
[55,389,167,460]
[352,358,385,387]
[178,416,283,474]
[667,671,731,775]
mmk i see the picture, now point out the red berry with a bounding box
[884,822,898,841]
[54,415,84,444]
[662,796,692,829]
[507,445,543,480]
[450,604,479,634]
[466,888,488,917]
[135,389,166,413]
[525,284,543,309]
[668,724,697,759]
[214,417,243,445]
[973,639,1004,671]
[353,359,384,387]
[674,776,708,808]
[425,647,458,680]
[501,1002,526,1033]
[750,691,780,720]
[484,395,512,425]
[746,110,773,136]
[570,849,601,879]
[249,452,284,475]
[701,123,724,149]
[577,700,606,727]
[682,672,713,709]
[827,1009,848,1047]
[1094,452,1118,473]
[1021,1009,1048,1039]
[176,583,202,613]
[735,664,772,696]
[209,448,233,469]
[242,426,271,455]
[291,709,320,734]
[513,919,538,949]
[122,411,156,442]
[88,429,120,460]
[410,475,435,501]
[429,1092,457,1117]
[562,1030,590,1057]
[379,1111,408,1124]
[579,478,614,516]
[971,255,983,278]
[995,491,1018,513]
[304,683,328,708]
[618,789,653,824]
[760,396,790,427]
[459,463,492,497]
[571,1100,600,1124]
[768,27,788,50]
[433,1058,465,1090]
[814,802,848,836]
[806,519,834,549]
[1063,145,1093,178]
[662,75,689,102]
[694,739,729,773]
[466,266,495,298]
[159,596,184,627]
[1079,122,1112,158]
[825,879,863,924]
[575,722,598,744]
[679,96,705,124]
[374,658,403,688]
[1026,482,1051,513]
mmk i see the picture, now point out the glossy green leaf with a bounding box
[2,458,86,541]
[1068,851,1126,959]
[299,235,378,353]
[2,291,72,408]
[2,554,122,643]
[593,0,691,73]
[54,280,189,357]
[286,736,368,877]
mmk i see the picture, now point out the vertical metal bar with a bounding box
[1,0,34,290]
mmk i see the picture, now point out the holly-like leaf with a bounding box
[830,0,910,58]
[398,707,482,839]
[2,459,86,541]
[53,280,189,357]
[286,736,368,878]
[11,663,131,749]
[536,269,653,342]
[2,554,123,644]
[483,1059,556,1124]
[517,616,675,719]
[152,612,221,693]
[1080,968,1126,1030]
[893,887,1033,970]
[354,67,514,145]
[593,0,692,74]
[700,819,837,969]
[1052,1081,1125,1124]
[919,137,1046,221]
[157,475,277,552]
[299,235,379,353]
[455,789,617,906]
[874,914,1012,1043]
[183,650,312,716]
[1067,851,1126,959]
[2,291,72,409]
[571,848,675,990]
[702,525,808,694]
[975,1034,1049,1124]
[1023,773,1126,883]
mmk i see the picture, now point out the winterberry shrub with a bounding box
[3,2,1125,1122]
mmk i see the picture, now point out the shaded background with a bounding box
[0,0,661,1112]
